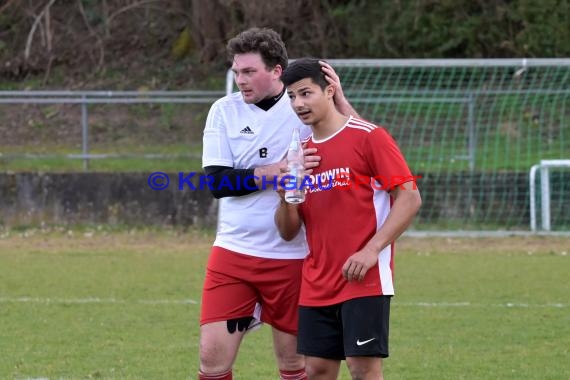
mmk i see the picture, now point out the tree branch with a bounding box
[24,0,57,61]
[0,0,19,14]
[106,0,163,31]
[77,0,105,68]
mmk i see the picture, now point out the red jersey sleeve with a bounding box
[364,127,414,190]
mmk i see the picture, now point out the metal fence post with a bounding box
[466,93,476,217]
[81,95,89,172]
[468,93,476,172]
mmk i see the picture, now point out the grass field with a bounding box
[1,229,569,379]
[0,144,203,173]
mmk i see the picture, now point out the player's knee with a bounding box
[276,354,304,372]
[200,319,251,373]
[199,361,232,374]
[199,339,232,373]
[199,353,232,374]
[273,338,304,369]
[305,362,330,378]
[347,371,367,380]
[346,363,381,380]
[199,349,229,374]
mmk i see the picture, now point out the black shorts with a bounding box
[297,295,391,360]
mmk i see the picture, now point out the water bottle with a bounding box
[284,127,306,204]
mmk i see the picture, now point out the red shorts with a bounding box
[200,246,304,335]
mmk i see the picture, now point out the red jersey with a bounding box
[298,116,413,307]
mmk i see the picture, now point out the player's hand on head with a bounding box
[320,60,346,104]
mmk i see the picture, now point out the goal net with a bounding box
[329,59,570,232]
[227,59,570,233]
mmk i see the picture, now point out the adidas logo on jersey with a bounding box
[240,126,254,134]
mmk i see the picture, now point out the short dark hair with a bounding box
[227,28,288,70]
[281,58,328,90]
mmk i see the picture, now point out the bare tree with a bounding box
[186,0,340,63]
[190,0,230,63]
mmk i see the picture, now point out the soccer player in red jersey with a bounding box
[199,30,358,380]
[276,58,422,380]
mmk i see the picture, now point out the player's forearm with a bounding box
[366,185,422,253]
[203,166,258,198]
[203,160,287,199]
[275,200,302,241]
[336,98,361,118]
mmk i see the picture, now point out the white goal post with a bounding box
[529,159,570,232]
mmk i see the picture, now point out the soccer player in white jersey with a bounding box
[276,58,422,380]
[199,29,359,380]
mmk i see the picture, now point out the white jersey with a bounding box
[202,92,310,259]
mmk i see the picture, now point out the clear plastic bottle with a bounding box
[284,127,306,204]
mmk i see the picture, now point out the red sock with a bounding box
[280,368,307,380]
[198,369,232,380]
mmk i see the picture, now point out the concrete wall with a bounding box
[0,173,217,228]
[1,171,569,229]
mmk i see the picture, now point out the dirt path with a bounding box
[398,235,569,255]
[1,229,567,255]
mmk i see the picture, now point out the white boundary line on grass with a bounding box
[404,230,570,238]
[396,301,568,308]
[0,297,566,308]
[0,296,197,305]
